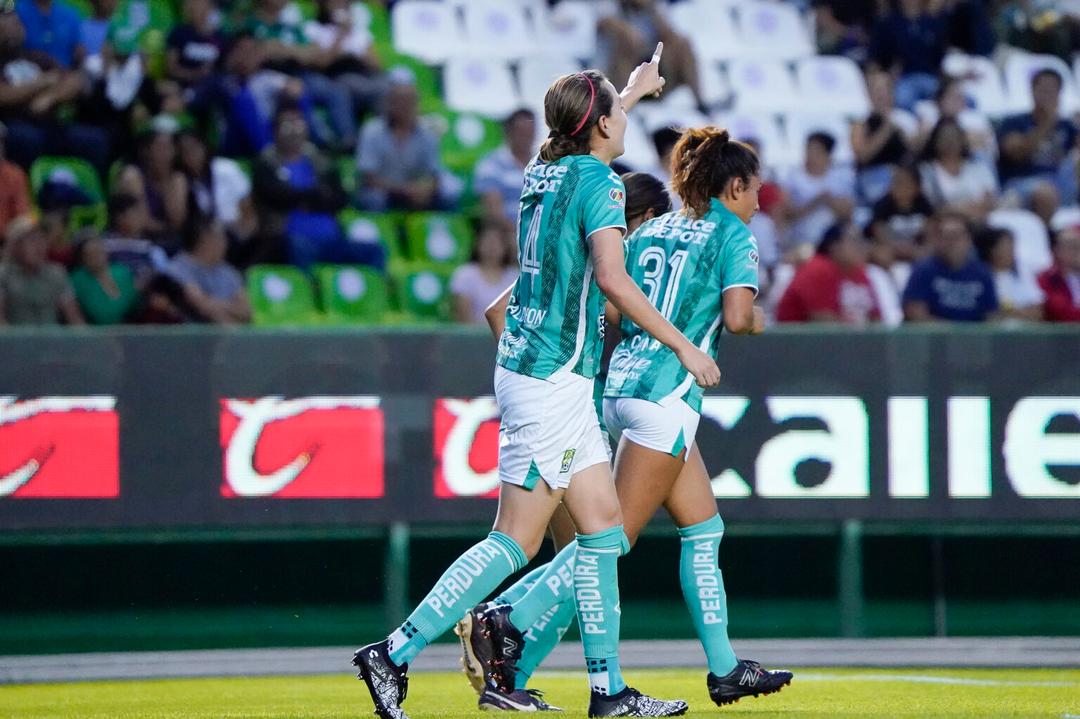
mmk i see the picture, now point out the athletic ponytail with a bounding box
[669,126,759,217]
[539,70,614,163]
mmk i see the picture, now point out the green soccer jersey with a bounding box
[605,199,759,413]
[496,154,627,380]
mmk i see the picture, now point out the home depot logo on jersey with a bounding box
[219,396,384,498]
[0,395,119,498]
[433,397,500,498]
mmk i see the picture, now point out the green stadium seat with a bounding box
[403,212,473,266]
[381,52,443,113]
[246,265,321,326]
[390,262,452,321]
[364,0,392,54]
[314,264,389,323]
[437,111,503,174]
[29,156,107,231]
[339,209,403,261]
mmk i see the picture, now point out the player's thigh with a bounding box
[492,480,565,559]
[548,503,578,551]
[612,437,684,547]
[562,460,622,536]
[662,444,719,529]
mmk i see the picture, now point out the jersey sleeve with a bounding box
[719,224,760,295]
[579,166,627,240]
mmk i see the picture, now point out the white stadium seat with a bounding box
[1003,52,1080,116]
[942,54,1010,119]
[727,59,801,114]
[443,58,522,118]
[635,98,708,134]
[715,112,797,171]
[518,54,581,107]
[697,60,732,110]
[784,112,854,165]
[461,0,536,61]
[391,0,464,64]
[619,114,660,173]
[1051,206,1080,232]
[795,56,870,117]
[988,209,1054,275]
[734,0,814,61]
[667,0,741,63]
[536,1,597,62]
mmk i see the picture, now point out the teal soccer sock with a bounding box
[494,564,547,605]
[678,515,738,676]
[508,541,577,633]
[575,526,630,696]
[387,531,527,667]
[515,597,577,690]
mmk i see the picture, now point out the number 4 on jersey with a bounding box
[522,207,544,274]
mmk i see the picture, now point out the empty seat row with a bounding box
[944,51,1080,118]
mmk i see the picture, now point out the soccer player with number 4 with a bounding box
[353,44,720,718]
[459,130,794,713]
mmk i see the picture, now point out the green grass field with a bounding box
[1,668,1078,719]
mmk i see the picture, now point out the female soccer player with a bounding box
[352,46,721,719]
[460,127,793,712]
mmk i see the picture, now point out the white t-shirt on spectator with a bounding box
[994,268,1044,311]
[211,157,251,225]
[920,160,998,208]
[450,263,519,324]
[782,165,855,249]
[866,263,904,327]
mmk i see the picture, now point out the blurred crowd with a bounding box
[0,0,1079,327]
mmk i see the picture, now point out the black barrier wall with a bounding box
[1,326,1079,531]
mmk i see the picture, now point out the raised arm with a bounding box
[620,42,665,112]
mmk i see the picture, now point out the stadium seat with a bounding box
[988,209,1054,275]
[727,59,801,114]
[390,262,452,321]
[404,213,473,265]
[339,209,404,261]
[30,156,104,204]
[382,52,444,113]
[784,112,855,165]
[443,58,522,118]
[715,112,797,170]
[733,1,813,61]
[461,0,536,60]
[535,1,597,62]
[246,265,321,326]
[518,54,582,108]
[795,56,870,117]
[618,114,661,173]
[942,54,1010,119]
[434,110,505,174]
[314,264,389,323]
[391,0,464,64]
[1003,52,1080,116]
[1051,206,1080,232]
[636,99,707,135]
[667,0,741,63]
[697,60,732,110]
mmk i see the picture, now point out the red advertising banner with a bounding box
[433,397,500,499]
[0,396,119,498]
[219,396,384,498]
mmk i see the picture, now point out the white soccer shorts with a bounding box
[603,396,700,460]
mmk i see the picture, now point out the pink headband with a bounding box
[570,73,595,137]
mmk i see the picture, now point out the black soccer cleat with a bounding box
[477,603,525,693]
[352,639,410,719]
[587,686,688,717]
[479,686,564,712]
[707,659,793,706]
[454,602,496,695]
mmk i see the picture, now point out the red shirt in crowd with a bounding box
[0,161,31,236]
[776,254,881,324]
[1037,265,1080,322]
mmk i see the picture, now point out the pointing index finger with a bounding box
[651,41,663,64]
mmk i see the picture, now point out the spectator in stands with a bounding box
[69,229,140,324]
[166,215,251,324]
[166,0,225,91]
[450,220,518,325]
[474,108,536,226]
[176,130,258,265]
[1037,226,1080,322]
[974,226,1043,322]
[865,229,905,327]
[356,69,444,212]
[116,124,189,250]
[868,162,933,261]
[651,126,680,187]
[207,34,276,157]
[903,211,998,322]
[0,10,110,171]
[995,1,1080,61]
[782,131,855,261]
[597,0,709,113]
[79,0,116,62]
[869,0,948,110]
[101,192,167,284]
[0,215,85,325]
[776,222,882,324]
[920,118,998,223]
[811,0,882,61]
[998,69,1079,218]
[0,122,30,239]
[254,104,383,269]
[915,77,997,165]
[16,0,82,69]
[304,0,386,117]
[852,70,914,202]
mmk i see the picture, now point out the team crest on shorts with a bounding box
[560,448,576,473]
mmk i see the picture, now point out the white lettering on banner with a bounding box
[755,397,869,497]
[1004,397,1080,497]
[700,397,752,497]
[223,396,380,497]
[441,397,501,497]
[888,397,929,498]
[948,397,992,498]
